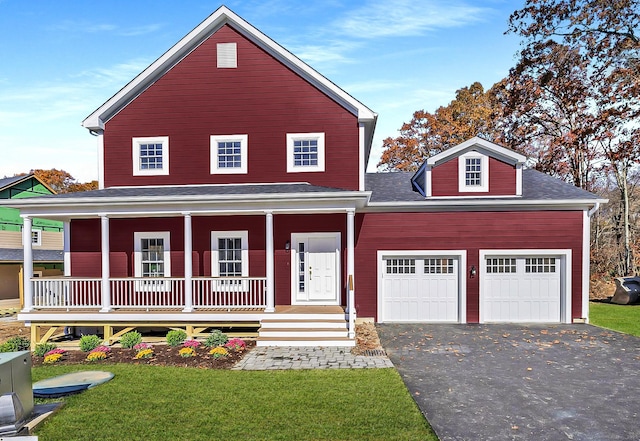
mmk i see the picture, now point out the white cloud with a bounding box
[335,0,488,38]
[47,20,163,37]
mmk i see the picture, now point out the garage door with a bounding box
[483,256,561,322]
[381,256,459,322]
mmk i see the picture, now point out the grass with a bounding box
[590,301,640,336]
[32,365,437,441]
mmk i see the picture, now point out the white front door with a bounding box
[291,233,341,305]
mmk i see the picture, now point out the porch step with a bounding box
[257,313,354,347]
[256,336,355,347]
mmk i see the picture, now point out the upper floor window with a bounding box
[458,151,488,192]
[133,136,169,176]
[210,135,248,174]
[286,132,325,173]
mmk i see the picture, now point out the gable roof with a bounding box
[0,174,56,197]
[426,137,526,167]
[81,5,377,160]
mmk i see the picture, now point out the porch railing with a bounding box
[30,276,267,311]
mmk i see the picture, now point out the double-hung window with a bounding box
[211,231,249,278]
[210,135,248,174]
[134,232,171,291]
[458,151,488,192]
[286,133,325,173]
[132,137,169,176]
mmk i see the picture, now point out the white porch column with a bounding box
[346,209,356,338]
[183,213,193,312]
[265,211,275,313]
[63,220,71,276]
[100,214,111,312]
[22,216,33,312]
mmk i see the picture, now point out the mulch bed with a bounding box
[31,341,256,369]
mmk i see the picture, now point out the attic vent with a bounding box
[217,42,237,68]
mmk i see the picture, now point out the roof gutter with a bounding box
[588,202,601,217]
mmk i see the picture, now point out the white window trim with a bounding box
[458,151,488,192]
[29,229,42,247]
[211,231,249,277]
[210,134,248,175]
[286,132,325,173]
[132,136,169,176]
[133,232,171,277]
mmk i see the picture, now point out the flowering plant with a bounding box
[87,351,107,362]
[179,347,196,358]
[183,339,201,348]
[43,353,63,364]
[45,348,66,356]
[134,348,153,359]
[209,346,229,358]
[133,343,153,351]
[224,338,246,352]
[92,345,111,353]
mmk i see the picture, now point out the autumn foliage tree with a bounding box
[31,169,98,194]
[378,82,505,172]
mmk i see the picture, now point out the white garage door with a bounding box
[381,256,459,322]
[483,256,561,322]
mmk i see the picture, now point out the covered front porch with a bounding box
[11,183,370,347]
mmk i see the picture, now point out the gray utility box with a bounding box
[0,351,33,418]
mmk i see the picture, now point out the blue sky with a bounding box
[0,0,521,182]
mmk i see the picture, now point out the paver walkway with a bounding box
[233,346,393,370]
[378,323,640,441]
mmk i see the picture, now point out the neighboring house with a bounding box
[5,6,605,348]
[0,175,63,303]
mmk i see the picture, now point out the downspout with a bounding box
[588,202,600,217]
[581,202,601,324]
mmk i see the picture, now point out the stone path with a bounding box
[233,346,393,370]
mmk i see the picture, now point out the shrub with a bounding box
[166,330,187,347]
[34,342,57,357]
[225,338,246,352]
[183,339,200,348]
[209,346,229,358]
[204,330,228,348]
[179,347,195,358]
[0,336,31,352]
[79,334,102,352]
[119,331,142,349]
[134,348,153,359]
[87,351,107,362]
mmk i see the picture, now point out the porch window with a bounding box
[210,134,248,174]
[132,136,169,176]
[211,231,248,277]
[134,232,171,277]
[286,132,325,173]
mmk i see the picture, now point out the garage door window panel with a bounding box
[386,259,415,274]
[425,258,454,274]
[526,257,556,273]
[486,258,516,273]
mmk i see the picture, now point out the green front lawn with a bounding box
[32,365,436,441]
[590,301,640,336]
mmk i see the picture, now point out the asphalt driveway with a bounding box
[377,323,640,441]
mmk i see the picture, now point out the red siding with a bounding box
[354,211,584,322]
[103,25,360,190]
[431,157,516,196]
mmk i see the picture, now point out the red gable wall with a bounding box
[103,25,360,189]
[431,157,517,197]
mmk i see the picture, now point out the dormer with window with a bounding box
[411,137,526,198]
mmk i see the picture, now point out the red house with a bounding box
[8,6,604,347]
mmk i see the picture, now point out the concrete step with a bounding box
[258,328,348,338]
[256,336,355,347]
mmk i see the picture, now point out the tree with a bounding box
[508,0,640,275]
[378,82,505,171]
[31,169,98,194]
